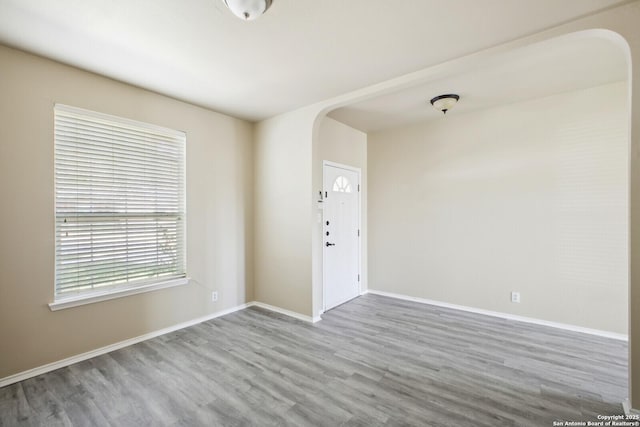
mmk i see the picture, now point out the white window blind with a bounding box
[54,104,186,301]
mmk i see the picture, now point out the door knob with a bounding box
[325,242,335,247]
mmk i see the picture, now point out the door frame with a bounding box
[322,160,362,312]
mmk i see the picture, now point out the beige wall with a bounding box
[368,82,629,334]
[253,108,315,316]
[206,0,640,407]
[313,117,367,316]
[0,45,254,379]
[2,0,640,407]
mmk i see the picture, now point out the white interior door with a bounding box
[323,163,360,311]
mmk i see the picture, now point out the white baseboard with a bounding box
[623,399,640,416]
[365,289,628,341]
[2,301,309,388]
[251,301,321,323]
[7,290,620,389]
[0,300,321,388]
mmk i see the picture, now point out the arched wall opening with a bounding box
[310,26,634,406]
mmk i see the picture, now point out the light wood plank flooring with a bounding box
[0,294,628,426]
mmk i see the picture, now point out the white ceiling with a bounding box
[328,34,629,132]
[0,0,629,121]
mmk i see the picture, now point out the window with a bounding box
[332,175,352,193]
[53,104,186,308]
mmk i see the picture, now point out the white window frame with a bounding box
[49,104,188,311]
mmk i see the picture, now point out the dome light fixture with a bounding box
[430,94,460,115]
[223,0,273,21]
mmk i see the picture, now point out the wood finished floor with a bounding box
[0,294,628,426]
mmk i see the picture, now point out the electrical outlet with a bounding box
[212,291,218,302]
[511,291,520,303]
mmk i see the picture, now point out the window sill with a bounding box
[48,277,189,311]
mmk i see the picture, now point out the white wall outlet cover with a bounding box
[212,291,218,302]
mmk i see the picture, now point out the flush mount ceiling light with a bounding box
[223,0,273,20]
[430,94,460,115]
